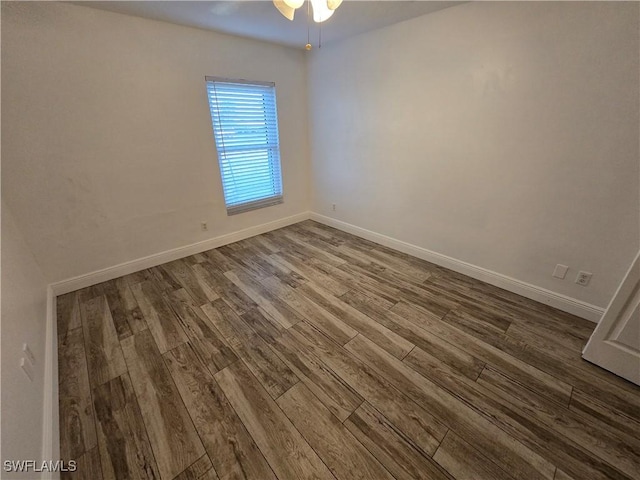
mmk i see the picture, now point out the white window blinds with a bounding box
[205,77,283,215]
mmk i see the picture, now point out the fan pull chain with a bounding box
[305,0,312,50]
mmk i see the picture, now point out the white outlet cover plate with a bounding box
[576,271,593,286]
[552,264,569,279]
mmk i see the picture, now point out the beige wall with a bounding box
[308,1,639,308]
[2,1,311,283]
[1,202,49,474]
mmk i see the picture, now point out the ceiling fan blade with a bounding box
[310,0,334,22]
[327,0,342,10]
[273,0,295,20]
[284,0,305,8]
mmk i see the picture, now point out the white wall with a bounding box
[308,1,639,309]
[1,1,310,283]
[1,202,49,474]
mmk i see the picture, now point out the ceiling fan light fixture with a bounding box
[310,0,335,23]
[273,0,296,20]
[326,0,342,10]
[283,0,305,9]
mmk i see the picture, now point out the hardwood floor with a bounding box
[57,220,640,480]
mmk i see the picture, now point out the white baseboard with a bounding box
[42,286,60,480]
[50,212,310,296]
[310,213,604,323]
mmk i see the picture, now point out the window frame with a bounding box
[205,76,284,216]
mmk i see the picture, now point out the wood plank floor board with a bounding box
[216,245,271,281]
[278,251,354,295]
[569,388,640,441]
[190,262,258,315]
[296,282,414,359]
[260,275,358,346]
[443,308,512,338]
[242,235,280,255]
[148,266,183,293]
[506,322,640,397]
[390,284,456,319]
[62,447,103,480]
[344,402,453,480]
[125,268,156,286]
[280,230,347,267]
[478,366,640,479]
[269,251,350,297]
[198,469,220,480]
[426,272,479,294]
[131,281,188,354]
[341,290,486,380]
[298,221,380,250]
[391,301,574,407]
[468,285,594,348]
[346,335,556,480]
[57,291,82,338]
[101,280,134,340]
[406,348,631,480]
[58,221,640,480]
[341,244,432,283]
[368,242,441,274]
[433,431,516,480]
[277,383,395,480]
[77,282,107,304]
[264,227,322,254]
[121,330,205,480]
[160,259,219,306]
[163,344,276,480]
[164,289,237,375]
[471,282,595,335]
[224,244,294,283]
[485,305,587,354]
[204,248,246,274]
[470,320,640,419]
[58,327,98,461]
[202,299,299,399]
[300,255,378,300]
[271,329,364,422]
[224,269,304,329]
[172,455,213,480]
[240,307,288,346]
[214,361,336,480]
[92,374,160,480]
[367,247,436,282]
[244,247,308,288]
[335,262,409,306]
[80,295,128,387]
[293,222,349,247]
[554,469,577,480]
[253,234,281,254]
[345,264,437,309]
[290,322,447,456]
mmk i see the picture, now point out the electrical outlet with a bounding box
[575,271,592,286]
[552,264,569,279]
[201,222,208,231]
[332,203,336,211]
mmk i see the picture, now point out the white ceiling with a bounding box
[73,1,463,49]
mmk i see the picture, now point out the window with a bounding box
[205,77,284,215]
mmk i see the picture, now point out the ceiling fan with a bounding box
[273,0,343,23]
